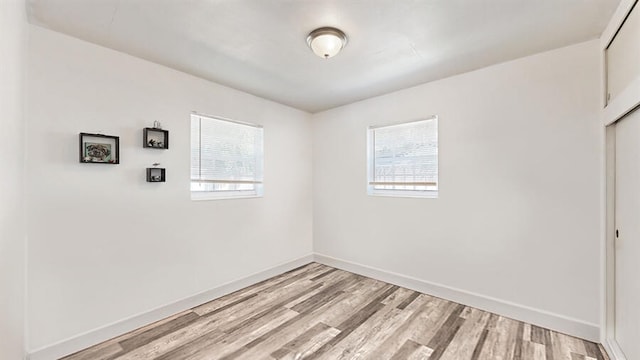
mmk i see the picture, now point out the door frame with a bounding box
[601,1,640,359]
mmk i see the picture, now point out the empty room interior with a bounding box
[2,0,640,359]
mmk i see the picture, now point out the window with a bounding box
[367,117,438,198]
[190,114,264,200]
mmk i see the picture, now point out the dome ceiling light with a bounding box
[307,27,348,59]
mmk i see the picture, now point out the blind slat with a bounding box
[369,181,437,186]
[192,179,263,184]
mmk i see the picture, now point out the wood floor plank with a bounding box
[330,308,409,359]
[196,307,300,360]
[233,278,387,359]
[471,329,489,360]
[304,301,385,360]
[531,324,546,345]
[283,275,348,309]
[409,298,460,346]
[197,276,324,335]
[151,329,226,360]
[572,352,587,360]
[406,343,435,360]
[584,341,606,360]
[309,268,338,281]
[522,340,547,360]
[65,263,610,360]
[290,278,355,314]
[303,285,398,360]
[189,290,288,331]
[500,317,523,360]
[427,309,466,360]
[315,278,389,328]
[380,287,414,306]
[114,279,319,360]
[285,325,340,360]
[389,339,426,360]
[396,291,420,310]
[110,317,225,360]
[248,306,339,352]
[349,276,386,295]
[317,287,420,359]
[475,316,520,360]
[335,285,398,332]
[61,341,124,360]
[230,295,350,358]
[523,323,532,342]
[544,327,556,360]
[368,294,438,358]
[219,283,322,334]
[426,304,465,349]
[118,312,200,351]
[271,322,340,360]
[271,322,333,359]
[512,321,525,360]
[112,310,198,344]
[598,344,611,360]
[439,308,491,360]
[565,333,590,359]
[220,275,368,359]
[553,331,595,360]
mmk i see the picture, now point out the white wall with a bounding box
[24,21,605,353]
[312,40,602,331]
[26,26,313,351]
[0,0,27,359]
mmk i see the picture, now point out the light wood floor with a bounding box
[62,263,609,360]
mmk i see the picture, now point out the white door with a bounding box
[615,107,640,360]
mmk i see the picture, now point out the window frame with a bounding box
[190,113,264,201]
[367,116,439,199]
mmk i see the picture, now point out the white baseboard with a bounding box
[27,254,314,360]
[313,253,601,342]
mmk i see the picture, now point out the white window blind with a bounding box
[191,114,264,199]
[368,117,438,197]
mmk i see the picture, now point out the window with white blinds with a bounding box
[190,114,264,200]
[367,117,438,198]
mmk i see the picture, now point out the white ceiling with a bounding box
[27,0,620,113]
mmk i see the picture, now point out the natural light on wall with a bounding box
[367,117,438,198]
[190,113,264,200]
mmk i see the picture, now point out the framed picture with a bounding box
[146,167,166,182]
[143,127,169,149]
[79,133,120,164]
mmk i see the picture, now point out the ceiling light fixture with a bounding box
[307,27,348,59]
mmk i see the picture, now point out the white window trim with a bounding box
[191,188,263,201]
[367,116,439,199]
[190,112,264,201]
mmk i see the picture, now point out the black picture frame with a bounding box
[146,168,166,182]
[79,133,120,164]
[143,128,169,149]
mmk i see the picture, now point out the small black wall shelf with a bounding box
[143,128,169,149]
[79,133,119,164]
[146,168,166,182]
